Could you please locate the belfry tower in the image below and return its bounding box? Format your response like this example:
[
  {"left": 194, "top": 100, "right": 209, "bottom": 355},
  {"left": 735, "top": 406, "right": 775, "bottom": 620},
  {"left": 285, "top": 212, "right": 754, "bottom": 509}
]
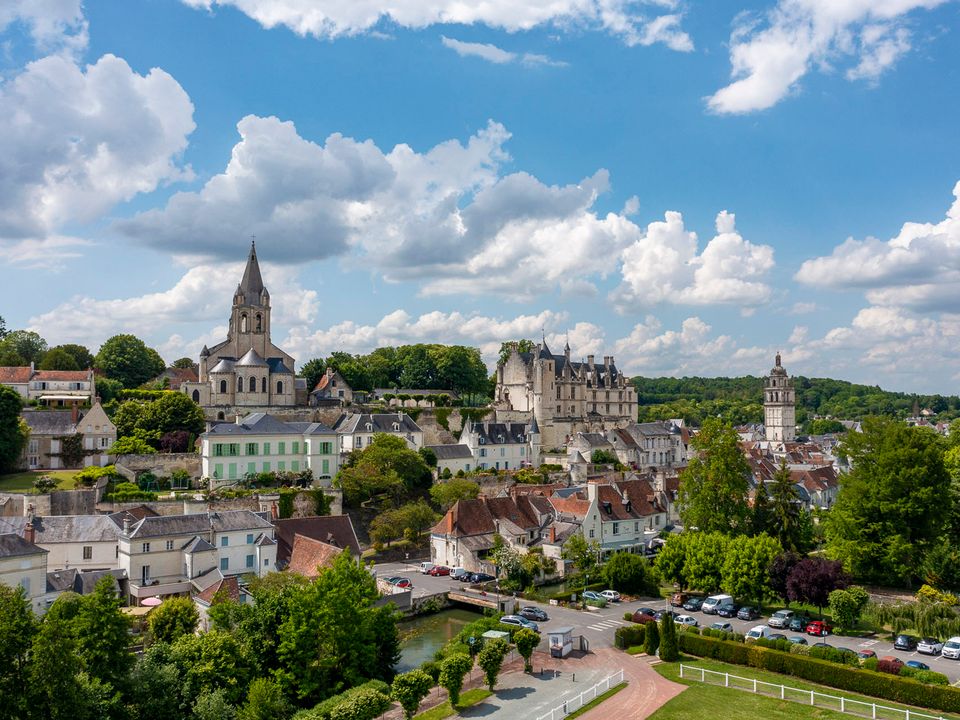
[{"left": 764, "top": 352, "right": 795, "bottom": 442}]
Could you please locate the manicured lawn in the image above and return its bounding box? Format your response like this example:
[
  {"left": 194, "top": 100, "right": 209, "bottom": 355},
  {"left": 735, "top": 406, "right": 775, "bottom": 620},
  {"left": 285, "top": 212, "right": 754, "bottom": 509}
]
[
  {"left": 0, "top": 470, "right": 77, "bottom": 493},
  {"left": 565, "top": 682, "right": 626, "bottom": 719},
  {"left": 652, "top": 657, "right": 960, "bottom": 720},
  {"left": 414, "top": 688, "right": 492, "bottom": 719}
]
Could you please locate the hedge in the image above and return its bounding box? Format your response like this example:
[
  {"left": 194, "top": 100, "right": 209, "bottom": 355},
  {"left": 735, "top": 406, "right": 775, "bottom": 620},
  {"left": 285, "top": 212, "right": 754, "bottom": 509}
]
[
  {"left": 678, "top": 632, "right": 960, "bottom": 714},
  {"left": 614, "top": 624, "right": 646, "bottom": 649}
]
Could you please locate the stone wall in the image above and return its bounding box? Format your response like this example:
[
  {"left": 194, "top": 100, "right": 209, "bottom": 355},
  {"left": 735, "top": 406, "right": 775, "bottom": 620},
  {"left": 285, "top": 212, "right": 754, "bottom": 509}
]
[
  {"left": 114, "top": 453, "right": 202, "bottom": 481},
  {"left": 0, "top": 487, "right": 100, "bottom": 517}
]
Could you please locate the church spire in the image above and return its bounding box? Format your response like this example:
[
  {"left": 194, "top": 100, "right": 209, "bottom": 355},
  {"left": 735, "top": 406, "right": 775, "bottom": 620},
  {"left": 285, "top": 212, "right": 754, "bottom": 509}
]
[{"left": 238, "top": 240, "right": 266, "bottom": 305}]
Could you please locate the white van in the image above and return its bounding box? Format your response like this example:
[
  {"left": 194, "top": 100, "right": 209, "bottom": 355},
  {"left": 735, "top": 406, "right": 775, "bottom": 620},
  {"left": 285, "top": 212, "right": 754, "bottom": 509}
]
[
  {"left": 701, "top": 594, "right": 735, "bottom": 615},
  {"left": 419, "top": 562, "right": 435, "bottom": 574},
  {"left": 746, "top": 625, "right": 773, "bottom": 641}
]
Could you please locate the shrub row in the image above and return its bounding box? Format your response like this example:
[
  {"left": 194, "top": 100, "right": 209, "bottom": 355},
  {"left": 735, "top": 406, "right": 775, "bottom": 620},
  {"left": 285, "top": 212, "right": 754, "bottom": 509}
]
[
  {"left": 678, "top": 632, "right": 960, "bottom": 714},
  {"left": 614, "top": 624, "right": 646, "bottom": 649}
]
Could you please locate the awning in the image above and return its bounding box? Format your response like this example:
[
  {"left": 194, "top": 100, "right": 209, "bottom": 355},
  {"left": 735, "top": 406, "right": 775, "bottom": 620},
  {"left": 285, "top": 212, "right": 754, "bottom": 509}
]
[{"left": 37, "top": 395, "right": 87, "bottom": 401}]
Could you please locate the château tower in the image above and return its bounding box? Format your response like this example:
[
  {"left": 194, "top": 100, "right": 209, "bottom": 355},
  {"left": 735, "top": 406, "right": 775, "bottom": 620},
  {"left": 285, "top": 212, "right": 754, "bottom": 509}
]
[{"left": 764, "top": 352, "right": 795, "bottom": 442}]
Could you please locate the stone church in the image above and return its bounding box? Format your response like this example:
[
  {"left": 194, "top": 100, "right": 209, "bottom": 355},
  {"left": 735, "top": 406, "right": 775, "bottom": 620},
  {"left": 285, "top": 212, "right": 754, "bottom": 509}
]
[
  {"left": 494, "top": 339, "right": 637, "bottom": 449},
  {"left": 181, "top": 243, "right": 297, "bottom": 413}
]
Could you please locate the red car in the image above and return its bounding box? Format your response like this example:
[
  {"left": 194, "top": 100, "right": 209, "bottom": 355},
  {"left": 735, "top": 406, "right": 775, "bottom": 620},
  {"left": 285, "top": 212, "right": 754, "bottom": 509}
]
[
  {"left": 428, "top": 565, "right": 450, "bottom": 576},
  {"left": 806, "top": 620, "right": 832, "bottom": 636}
]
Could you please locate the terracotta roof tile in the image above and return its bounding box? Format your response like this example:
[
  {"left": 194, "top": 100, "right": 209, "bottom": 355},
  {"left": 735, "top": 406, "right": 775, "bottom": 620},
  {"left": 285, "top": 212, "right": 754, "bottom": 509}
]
[
  {"left": 34, "top": 370, "right": 90, "bottom": 381},
  {"left": 274, "top": 515, "right": 361, "bottom": 564},
  {"left": 287, "top": 534, "right": 342, "bottom": 578},
  {"left": 196, "top": 576, "right": 240, "bottom": 604},
  {"left": 0, "top": 366, "right": 32, "bottom": 383}
]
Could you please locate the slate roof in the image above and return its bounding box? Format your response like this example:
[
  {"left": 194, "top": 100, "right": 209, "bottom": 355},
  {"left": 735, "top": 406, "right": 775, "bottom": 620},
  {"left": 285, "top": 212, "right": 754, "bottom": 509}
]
[
  {"left": 203, "top": 413, "right": 322, "bottom": 437},
  {"left": 576, "top": 432, "right": 613, "bottom": 450},
  {"left": 237, "top": 348, "right": 268, "bottom": 367},
  {"left": 466, "top": 422, "right": 528, "bottom": 445},
  {"left": 127, "top": 510, "right": 273, "bottom": 539},
  {"left": 45, "top": 567, "right": 125, "bottom": 594},
  {"left": 273, "top": 515, "right": 361, "bottom": 564},
  {"left": 238, "top": 241, "right": 266, "bottom": 305},
  {"left": 0, "top": 366, "right": 32, "bottom": 384},
  {"left": 333, "top": 412, "right": 422, "bottom": 435},
  {"left": 0, "top": 533, "right": 46, "bottom": 558},
  {"left": 21, "top": 409, "right": 76, "bottom": 435},
  {"left": 267, "top": 357, "right": 293, "bottom": 374},
  {"left": 24, "top": 515, "right": 119, "bottom": 544},
  {"left": 209, "top": 358, "right": 236, "bottom": 374},
  {"left": 183, "top": 536, "right": 216, "bottom": 553},
  {"left": 284, "top": 421, "right": 336, "bottom": 436},
  {"left": 426, "top": 444, "right": 473, "bottom": 460},
  {"left": 287, "top": 534, "right": 342, "bottom": 577},
  {"left": 107, "top": 505, "right": 160, "bottom": 528}
]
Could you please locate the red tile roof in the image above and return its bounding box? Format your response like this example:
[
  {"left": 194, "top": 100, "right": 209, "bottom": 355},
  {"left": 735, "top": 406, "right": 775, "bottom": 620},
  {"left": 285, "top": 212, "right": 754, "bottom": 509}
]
[
  {"left": 274, "top": 515, "right": 361, "bottom": 564},
  {"left": 34, "top": 370, "right": 90, "bottom": 381},
  {"left": 0, "top": 367, "right": 32, "bottom": 383},
  {"left": 195, "top": 575, "right": 240, "bottom": 604},
  {"left": 287, "top": 534, "right": 342, "bottom": 578}
]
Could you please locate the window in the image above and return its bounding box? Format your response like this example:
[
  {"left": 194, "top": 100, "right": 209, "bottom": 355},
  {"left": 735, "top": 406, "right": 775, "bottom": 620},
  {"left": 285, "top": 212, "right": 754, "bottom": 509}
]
[
  {"left": 278, "top": 461, "right": 285, "bottom": 471},
  {"left": 557, "top": 405, "right": 561, "bottom": 413},
  {"left": 319, "top": 441, "right": 332, "bottom": 454},
  {"left": 229, "top": 443, "right": 240, "bottom": 456},
  {"left": 465, "top": 464, "right": 471, "bottom": 471},
  {"left": 214, "top": 463, "right": 223, "bottom": 478},
  {"left": 556, "top": 387, "right": 561, "bottom": 399},
  {"left": 220, "top": 557, "right": 229, "bottom": 571},
  {"left": 612, "top": 522, "right": 619, "bottom": 535},
  {"left": 220, "top": 380, "right": 227, "bottom": 393},
  {"left": 141, "top": 543, "right": 150, "bottom": 553},
  {"left": 221, "top": 536, "right": 229, "bottom": 547},
  {"left": 322, "top": 459, "right": 330, "bottom": 474},
  {"left": 82, "top": 546, "right": 92, "bottom": 560},
  {"left": 214, "top": 444, "right": 225, "bottom": 457},
  {"left": 262, "top": 462, "right": 270, "bottom": 472},
  {"left": 277, "top": 380, "right": 283, "bottom": 394},
  {"left": 500, "top": 448, "right": 505, "bottom": 457},
  {"left": 246, "top": 554, "right": 254, "bottom": 568},
  {"left": 192, "top": 389, "right": 200, "bottom": 403},
  {"left": 520, "top": 447, "right": 525, "bottom": 456},
  {"left": 141, "top": 566, "right": 150, "bottom": 584},
  {"left": 479, "top": 448, "right": 486, "bottom": 457},
  {"left": 356, "top": 437, "right": 363, "bottom": 448},
  {"left": 255, "top": 313, "right": 262, "bottom": 332},
  {"left": 278, "top": 441, "right": 286, "bottom": 455},
  {"left": 247, "top": 462, "right": 256, "bottom": 474},
  {"left": 240, "top": 314, "right": 248, "bottom": 332},
  {"left": 249, "top": 376, "right": 257, "bottom": 392},
  {"left": 262, "top": 377, "right": 267, "bottom": 393},
  {"left": 237, "top": 376, "right": 243, "bottom": 392},
  {"left": 28, "top": 440, "right": 38, "bottom": 453},
  {"left": 291, "top": 461, "right": 299, "bottom": 471},
  {"left": 246, "top": 443, "right": 258, "bottom": 455},
  {"left": 264, "top": 558, "right": 269, "bottom": 567},
  {"left": 263, "top": 442, "right": 270, "bottom": 455},
  {"left": 292, "top": 441, "right": 300, "bottom": 454},
  {"left": 589, "top": 529, "right": 595, "bottom": 538},
  {"left": 100, "top": 437, "right": 109, "bottom": 448},
  {"left": 165, "top": 540, "right": 174, "bottom": 551},
  {"left": 634, "top": 522, "right": 639, "bottom": 532}
]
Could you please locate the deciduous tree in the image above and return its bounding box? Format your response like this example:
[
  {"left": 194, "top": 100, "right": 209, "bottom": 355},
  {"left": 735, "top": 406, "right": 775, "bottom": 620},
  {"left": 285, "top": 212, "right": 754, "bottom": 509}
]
[
  {"left": 39, "top": 347, "right": 80, "bottom": 371},
  {"left": 477, "top": 638, "right": 509, "bottom": 691},
  {"left": 769, "top": 459, "right": 811, "bottom": 552},
  {"left": 438, "top": 653, "right": 474, "bottom": 705},
  {"left": 768, "top": 551, "right": 801, "bottom": 604},
  {"left": 721, "top": 534, "right": 783, "bottom": 606},
  {"left": 787, "top": 557, "right": 849, "bottom": 615},
  {"left": 0, "top": 585, "right": 36, "bottom": 720},
  {"left": 0, "top": 386, "right": 27, "bottom": 472},
  {"left": 684, "top": 532, "right": 729, "bottom": 593},
  {"left": 655, "top": 533, "right": 690, "bottom": 591},
  {"left": 0, "top": 330, "right": 47, "bottom": 366},
  {"left": 829, "top": 586, "right": 870, "bottom": 629},
  {"left": 391, "top": 669, "right": 434, "bottom": 720},
  {"left": 95, "top": 334, "right": 165, "bottom": 388},
  {"left": 603, "top": 551, "right": 658, "bottom": 596},
  {"left": 430, "top": 478, "right": 480, "bottom": 509},
  {"left": 238, "top": 678, "right": 290, "bottom": 720},
  {"left": 71, "top": 576, "right": 133, "bottom": 689},
  {"left": 148, "top": 596, "right": 199, "bottom": 644},
  {"left": 562, "top": 532, "right": 601, "bottom": 581},
  {"left": 513, "top": 628, "right": 539, "bottom": 673}
]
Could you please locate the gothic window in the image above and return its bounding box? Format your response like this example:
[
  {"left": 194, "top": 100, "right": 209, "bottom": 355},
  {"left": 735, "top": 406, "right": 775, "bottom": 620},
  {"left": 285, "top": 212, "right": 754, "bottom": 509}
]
[
  {"left": 249, "top": 376, "right": 257, "bottom": 392},
  {"left": 255, "top": 313, "right": 262, "bottom": 332},
  {"left": 220, "top": 380, "right": 227, "bottom": 393},
  {"left": 556, "top": 387, "right": 561, "bottom": 399},
  {"left": 262, "top": 377, "right": 267, "bottom": 393},
  {"left": 277, "top": 380, "right": 283, "bottom": 394},
  {"left": 192, "top": 390, "right": 200, "bottom": 403},
  {"left": 237, "top": 376, "right": 243, "bottom": 392},
  {"left": 240, "top": 314, "right": 248, "bottom": 332}
]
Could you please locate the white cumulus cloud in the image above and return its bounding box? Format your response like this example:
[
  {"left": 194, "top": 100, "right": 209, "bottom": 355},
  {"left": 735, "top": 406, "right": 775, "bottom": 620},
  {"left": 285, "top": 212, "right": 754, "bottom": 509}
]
[
  {"left": 707, "top": 0, "right": 947, "bottom": 114},
  {"left": 440, "top": 36, "right": 567, "bottom": 66},
  {"left": 0, "top": 0, "right": 88, "bottom": 56}
]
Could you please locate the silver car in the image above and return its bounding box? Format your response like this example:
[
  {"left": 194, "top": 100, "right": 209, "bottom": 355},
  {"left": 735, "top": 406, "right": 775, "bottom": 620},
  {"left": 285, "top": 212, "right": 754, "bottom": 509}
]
[
  {"left": 918, "top": 637, "right": 944, "bottom": 655},
  {"left": 500, "top": 615, "right": 540, "bottom": 633}
]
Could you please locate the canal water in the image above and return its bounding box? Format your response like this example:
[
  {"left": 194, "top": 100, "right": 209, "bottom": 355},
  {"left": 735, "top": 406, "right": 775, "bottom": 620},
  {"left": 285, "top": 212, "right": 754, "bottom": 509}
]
[{"left": 396, "top": 607, "right": 484, "bottom": 673}]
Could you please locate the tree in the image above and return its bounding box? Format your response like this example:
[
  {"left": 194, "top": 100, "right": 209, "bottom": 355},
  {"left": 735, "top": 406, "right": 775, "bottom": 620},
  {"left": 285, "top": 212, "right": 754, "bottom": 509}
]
[
  {"left": 398, "top": 345, "right": 436, "bottom": 388},
  {"left": 477, "top": 638, "right": 509, "bottom": 691},
  {"left": 0, "top": 386, "right": 26, "bottom": 472},
  {"left": 655, "top": 534, "right": 690, "bottom": 591},
  {"left": 299, "top": 358, "right": 327, "bottom": 394},
  {"left": 768, "top": 551, "right": 801, "bottom": 604},
  {"left": 590, "top": 449, "right": 619, "bottom": 465},
  {"left": 418, "top": 447, "right": 438, "bottom": 468},
  {"left": 171, "top": 630, "right": 254, "bottom": 707},
  {"left": 71, "top": 576, "right": 132, "bottom": 688},
  {"left": 430, "top": 478, "right": 480, "bottom": 509},
  {"left": 95, "top": 334, "right": 165, "bottom": 388},
  {"left": 95, "top": 376, "right": 124, "bottom": 403},
  {"left": 172, "top": 357, "right": 195, "bottom": 369},
  {"left": 108, "top": 436, "right": 156, "bottom": 455},
  {"left": 787, "top": 557, "right": 849, "bottom": 615},
  {"left": 128, "top": 642, "right": 183, "bottom": 720},
  {"left": 192, "top": 689, "right": 237, "bottom": 720},
  {"left": 769, "top": 459, "right": 811, "bottom": 552},
  {"left": 562, "top": 532, "right": 601, "bottom": 581},
  {"left": 148, "top": 596, "right": 198, "bottom": 644},
  {"left": 0, "top": 330, "right": 47, "bottom": 365},
  {"left": 513, "top": 628, "right": 539, "bottom": 673},
  {"left": 684, "top": 532, "right": 729, "bottom": 592},
  {"left": 33, "top": 475, "right": 57, "bottom": 493},
  {"left": 334, "top": 434, "right": 432, "bottom": 506},
  {"left": 438, "top": 653, "right": 473, "bottom": 706},
  {"left": 721, "top": 534, "right": 783, "bottom": 607},
  {"left": 659, "top": 613, "right": 679, "bottom": 662},
  {"left": 603, "top": 551, "right": 657, "bottom": 596},
  {"left": 644, "top": 619, "right": 660, "bottom": 656},
  {"left": 30, "top": 615, "right": 86, "bottom": 720},
  {"left": 676, "top": 418, "right": 751, "bottom": 534},
  {"left": 750, "top": 478, "right": 772, "bottom": 537},
  {"left": 54, "top": 344, "right": 95, "bottom": 369},
  {"left": 391, "top": 669, "right": 434, "bottom": 719},
  {"left": 39, "top": 347, "right": 80, "bottom": 371},
  {"left": 826, "top": 418, "right": 951, "bottom": 586},
  {"left": 829, "top": 586, "right": 870, "bottom": 630},
  {"left": 0, "top": 315, "right": 5, "bottom": 339},
  {"left": 238, "top": 678, "right": 290, "bottom": 720},
  {"left": 498, "top": 340, "right": 535, "bottom": 366},
  {"left": 159, "top": 430, "right": 191, "bottom": 453},
  {"left": 0, "top": 585, "right": 36, "bottom": 720}
]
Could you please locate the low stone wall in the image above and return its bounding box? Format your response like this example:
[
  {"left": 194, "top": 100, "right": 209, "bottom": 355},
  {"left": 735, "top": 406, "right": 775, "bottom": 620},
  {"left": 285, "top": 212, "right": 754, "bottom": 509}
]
[
  {"left": 114, "top": 453, "right": 201, "bottom": 481},
  {"left": 0, "top": 487, "right": 100, "bottom": 517}
]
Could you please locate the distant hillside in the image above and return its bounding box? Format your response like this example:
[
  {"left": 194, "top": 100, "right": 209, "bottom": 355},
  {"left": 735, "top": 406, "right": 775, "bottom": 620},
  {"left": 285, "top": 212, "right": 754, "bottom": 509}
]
[{"left": 630, "top": 375, "right": 960, "bottom": 426}]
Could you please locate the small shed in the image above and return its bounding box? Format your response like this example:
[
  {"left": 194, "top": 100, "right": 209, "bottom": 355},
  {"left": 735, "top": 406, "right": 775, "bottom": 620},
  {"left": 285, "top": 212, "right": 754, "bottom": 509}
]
[
  {"left": 482, "top": 630, "right": 511, "bottom": 643},
  {"left": 548, "top": 626, "right": 574, "bottom": 658}
]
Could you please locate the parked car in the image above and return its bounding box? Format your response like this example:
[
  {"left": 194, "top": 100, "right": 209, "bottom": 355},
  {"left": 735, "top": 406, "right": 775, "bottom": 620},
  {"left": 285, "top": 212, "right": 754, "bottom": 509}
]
[
  {"left": 857, "top": 649, "right": 877, "bottom": 660},
  {"left": 676, "top": 615, "right": 699, "bottom": 627},
  {"left": 451, "top": 568, "right": 471, "bottom": 581},
  {"left": 671, "top": 592, "right": 693, "bottom": 607},
  {"left": 918, "top": 637, "right": 944, "bottom": 655},
  {"left": 768, "top": 609, "right": 795, "bottom": 628},
  {"left": 519, "top": 606, "right": 548, "bottom": 622},
  {"left": 788, "top": 615, "right": 811, "bottom": 633},
  {"left": 654, "top": 609, "right": 679, "bottom": 621},
  {"left": 894, "top": 634, "right": 919, "bottom": 651},
  {"left": 701, "top": 594, "right": 735, "bottom": 615},
  {"left": 942, "top": 636, "right": 960, "bottom": 659},
  {"left": 470, "top": 572, "right": 496, "bottom": 584},
  {"left": 788, "top": 636, "right": 808, "bottom": 645},
  {"left": 710, "top": 621, "right": 734, "bottom": 632},
  {"left": 683, "top": 597, "right": 705, "bottom": 612},
  {"left": 601, "top": 590, "right": 621, "bottom": 602},
  {"left": 811, "top": 641, "right": 834, "bottom": 650},
  {"left": 746, "top": 625, "right": 774, "bottom": 641},
  {"left": 907, "top": 660, "right": 931, "bottom": 671},
  {"left": 806, "top": 620, "right": 832, "bottom": 637},
  {"left": 500, "top": 615, "right": 539, "bottom": 633},
  {"left": 768, "top": 633, "right": 787, "bottom": 642},
  {"left": 835, "top": 647, "right": 858, "bottom": 659},
  {"left": 717, "top": 604, "right": 739, "bottom": 618},
  {"left": 632, "top": 608, "right": 657, "bottom": 623},
  {"left": 428, "top": 565, "right": 450, "bottom": 576},
  {"left": 737, "top": 606, "right": 760, "bottom": 621},
  {"left": 582, "top": 591, "right": 607, "bottom": 606},
  {"left": 879, "top": 656, "right": 904, "bottom": 671},
  {"left": 419, "top": 562, "right": 435, "bottom": 574}
]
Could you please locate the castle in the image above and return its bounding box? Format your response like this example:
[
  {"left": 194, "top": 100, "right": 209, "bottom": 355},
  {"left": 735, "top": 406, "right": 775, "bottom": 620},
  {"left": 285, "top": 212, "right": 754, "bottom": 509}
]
[
  {"left": 494, "top": 339, "right": 637, "bottom": 449},
  {"left": 181, "top": 243, "right": 297, "bottom": 413}
]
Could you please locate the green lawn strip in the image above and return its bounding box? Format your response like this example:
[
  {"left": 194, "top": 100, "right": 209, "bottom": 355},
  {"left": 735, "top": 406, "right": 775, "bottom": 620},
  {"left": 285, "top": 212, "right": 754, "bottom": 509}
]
[
  {"left": 414, "top": 688, "right": 492, "bottom": 719},
  {"left": 0, "top": 470, "right": 77, "bottom": 493},
  {"left": 564, "top": 682, "right": 626, "bottom": 719},
  {"left": 655, "top": 657, "right": 960, "bottom": 720},
  {"left": 626, "top": 645, "right": 645, "bottom": 655}
]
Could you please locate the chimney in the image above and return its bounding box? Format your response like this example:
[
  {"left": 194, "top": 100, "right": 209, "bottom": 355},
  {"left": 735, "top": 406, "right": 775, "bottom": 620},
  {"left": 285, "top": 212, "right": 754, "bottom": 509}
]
[
  {"left": 550, "top": 525, "right": 556, "bottom": 543},
  {"left": 270, "top": 501, "right": 279, "bottom": 520},
  {"left": 123, "top": 517, "right": 131, "bottom": 536},
  {"left": 23, "top": 520, "right": 35, "bottom": 545},
  {"left": 71, "top": 401, "right": 79, "bottom": 424},
  {"left": 587, "top": 354, "right": 594, "bottom": 366},
  {"left": 236, "top": 414, "right": 242, "bottom": 425}
]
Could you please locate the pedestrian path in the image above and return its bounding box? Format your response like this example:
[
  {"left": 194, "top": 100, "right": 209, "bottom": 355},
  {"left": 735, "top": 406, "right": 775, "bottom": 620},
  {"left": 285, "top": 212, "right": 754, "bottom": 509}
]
[{"left": 586, "top": 618, "right": 626, "bottom": 632}]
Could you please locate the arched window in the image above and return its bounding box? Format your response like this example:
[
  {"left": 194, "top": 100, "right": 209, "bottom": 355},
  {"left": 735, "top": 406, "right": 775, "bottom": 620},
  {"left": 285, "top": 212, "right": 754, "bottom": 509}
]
[
  {"left": 261, "top": 377, "right": 267, "bottom": 393},
  {"left": 276, "top": 380, "right": 283, "bottom": 394},
  {"left": 249, "top": 376, "right": 257, "bottom": 392},
  {"left": 192, "top": 389, "right": 200, "bottom": 403},
  {"left": 240, "top": 314, "right": 248, "bottom": 332},
  {"left": 256, "top": 314, "right": 262, "bottom": 332},
  {"left": 220, "top": 380, "right": 227, "bottom": 393},
  {"left": 237, "top": 376, "right": 243, "bottom": 392}
]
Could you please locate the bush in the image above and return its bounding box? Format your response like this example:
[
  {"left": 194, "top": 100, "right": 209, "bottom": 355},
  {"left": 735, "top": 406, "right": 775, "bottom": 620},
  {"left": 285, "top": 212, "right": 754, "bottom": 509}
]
[
  {"left": 420, "top": 661, "right": 441, "bottom": 683},
  {"left": 678, "top": 632, "right": 960, "bottom": 713},
  {"left": 623, "top": 612, "right": 633, "bottom": 621},
  {"left": 878, "top": 658, "right": 903, "bottom": 675},
  {"left": 915, "top": 669, "right": 950, "bottom": 686},
  {"left": 614, "top": 624, "right": 646, "bottom": 649},
  {"left": 644, "top": 621, "right": 660, "bottom": 656}
]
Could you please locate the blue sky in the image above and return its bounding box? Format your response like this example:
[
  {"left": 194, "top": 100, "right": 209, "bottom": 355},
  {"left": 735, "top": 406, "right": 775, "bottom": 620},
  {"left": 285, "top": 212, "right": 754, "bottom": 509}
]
[{"left": 1, "top": 0, "right": 959, "bottom": 392}]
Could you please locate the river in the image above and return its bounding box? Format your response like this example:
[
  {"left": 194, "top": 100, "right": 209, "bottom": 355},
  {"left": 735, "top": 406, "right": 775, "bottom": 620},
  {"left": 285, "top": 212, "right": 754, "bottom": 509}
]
[{"left": 396, "top": 607, "right": 485, "bottom": 673}]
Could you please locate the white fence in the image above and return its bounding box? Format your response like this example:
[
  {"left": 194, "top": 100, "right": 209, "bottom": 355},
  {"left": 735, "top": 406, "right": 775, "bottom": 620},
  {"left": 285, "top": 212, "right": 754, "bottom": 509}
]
[
  {"left": 535, "top": 669, "right": 625, "bottom": 720},
  {"left": 679, "top": 664, "right": 949, "bottom": 720}
]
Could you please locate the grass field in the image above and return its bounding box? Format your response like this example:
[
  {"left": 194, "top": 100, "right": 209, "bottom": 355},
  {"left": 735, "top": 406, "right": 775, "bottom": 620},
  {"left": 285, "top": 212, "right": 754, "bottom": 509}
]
[
  {"left": 0, "top": 470, "right": 77, "bottom": 493},
  {"left": 650, "top": 656, "right": 960, "bottom": 720},
  {"left": 414, "top": 688, "right": 492, "bottom": 719}
]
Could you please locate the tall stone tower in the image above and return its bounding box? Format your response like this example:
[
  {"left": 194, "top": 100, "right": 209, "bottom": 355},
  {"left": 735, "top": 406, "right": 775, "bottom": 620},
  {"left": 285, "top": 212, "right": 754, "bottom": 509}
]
[{"left": 764, "top": 352, "right": 795, "bottom": 442}]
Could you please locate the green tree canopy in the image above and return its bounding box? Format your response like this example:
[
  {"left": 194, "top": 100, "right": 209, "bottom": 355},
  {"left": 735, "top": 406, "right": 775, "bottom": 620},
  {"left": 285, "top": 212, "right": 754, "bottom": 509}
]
[
  {"left": 0, "top": 386, "right": 27, "bottom": 472},
  {"left": 172, "top": 357, "right": 195, "bottom": 369},
  {"left": 562, "top": 532, "right": 601, "bottom": 580},
  {"left": 769, "top": 459, "right": 812, "bottom": 552},
  {"left": 477, "top": 638, "right": 509, "bottom": 691},
  {"left": 299, "top": 358, "right": 326, "bottom": 394},
  {"left": 429, "top": 478, "right": 480, "bottom": 509},
  {"left": 95, "top": 334, "right": 166, "bottom": 388},
  {"left": 603, "top": 551, "right": 658, "bottom": 596},
  {"left": 655, "top": 533, "right": 690, "bottom": 591},
  {"left": 148, "top": 596, "right": 199, "bottom": 644},
  {"left": 684, "top": 532, "right": 730, "bottom": 592},
  {"left": 0, "top": 330, "right": 47, "bottom": 366},
  {"left": 39, "top": 347, "right": 80, "bottom": 371},
  {"left": 391, "top": 669, "right": 433, "bottom": 719},
  {"left": 113, "top": 391, "right": 204, "bottom": 445},
  {"left": 335, "top": 434, "right": 432, "bottom": 506},
  {"left": 0, "top": 585, "right": 36, "bottom": 720},
  {"left": 826, "top": 417, "right": 952, "bottom": 586},
  {"left": 676, "top": 418, "right": 751, "bottom": 534},
  {"left": 720, "top": 533, "right": 783, "bottom": 606}
]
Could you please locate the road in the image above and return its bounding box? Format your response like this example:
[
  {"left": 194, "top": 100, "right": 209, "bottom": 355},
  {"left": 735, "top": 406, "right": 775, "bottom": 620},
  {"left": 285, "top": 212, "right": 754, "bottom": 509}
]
[{"left": 374, "top": 562, "right": 960, "bottom": 684}]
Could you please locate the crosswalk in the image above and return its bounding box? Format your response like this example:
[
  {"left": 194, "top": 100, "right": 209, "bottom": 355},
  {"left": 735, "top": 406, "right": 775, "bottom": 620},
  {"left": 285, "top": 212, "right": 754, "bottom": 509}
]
[{"left": 585, "top": 618, "right": 626, "bottom": 632}]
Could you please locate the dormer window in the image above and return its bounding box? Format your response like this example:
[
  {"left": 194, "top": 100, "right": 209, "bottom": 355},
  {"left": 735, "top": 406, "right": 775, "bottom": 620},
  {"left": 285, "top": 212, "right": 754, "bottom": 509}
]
[
  {"left": 365, "top": 423, "right": 373, "bottom": 432},
  {"left": 479, "top": 437, "right": 485, "bottom": 445},
  {"left": 393, "top": 423, "right": 400, "bottom": 431}
]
